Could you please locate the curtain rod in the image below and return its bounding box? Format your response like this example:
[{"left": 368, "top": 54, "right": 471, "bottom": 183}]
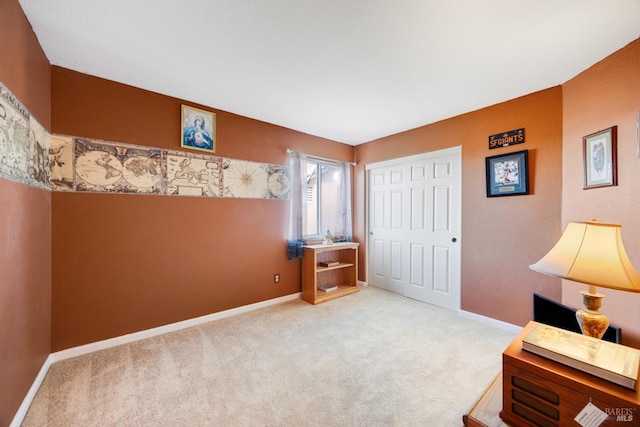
[{"left": 286, "top": 148, "right": 356, "bottom": 166}]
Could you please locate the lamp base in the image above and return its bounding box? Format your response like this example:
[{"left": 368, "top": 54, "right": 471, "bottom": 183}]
[{"left": 575, "top": 290, "right": 609, "bottom": 339}]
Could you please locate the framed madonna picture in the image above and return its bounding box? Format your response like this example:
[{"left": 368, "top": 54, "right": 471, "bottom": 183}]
[
  {"left": 583, "top": 126, "right": 617, "bottom": 189},
  {"left": 181, "top": 105, "right": 216, "bottom": 153}
]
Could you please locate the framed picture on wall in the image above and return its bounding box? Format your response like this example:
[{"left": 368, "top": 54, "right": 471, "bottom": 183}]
[
  {"left": 181, "top": 105, "right": 216, "bottom": 153},
  {"left": 485, "top": 150, "right": 529, "bottom": 197},
  {"left": 583, "top": 126, "right": 617, "bottom": 189}
]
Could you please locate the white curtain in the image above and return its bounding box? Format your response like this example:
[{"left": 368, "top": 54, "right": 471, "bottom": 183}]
[
  {"left": 335, "top": 160, "right": 353, "bottom": 241},
  {"left": 287, "top": 150, "right": 306, "bottom": 259}
]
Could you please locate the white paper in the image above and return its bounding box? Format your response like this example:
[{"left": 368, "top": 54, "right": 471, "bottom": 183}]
[{"left": 574, "top": 402, "right": 608, "bottom": 427}]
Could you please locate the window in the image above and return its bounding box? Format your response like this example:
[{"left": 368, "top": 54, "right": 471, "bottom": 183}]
[
  {"left": 287, "top": 151, "right": 352, "bottom": 259},
  {"left": 304, "top": 160, "right": 342, "bottom": 238}
]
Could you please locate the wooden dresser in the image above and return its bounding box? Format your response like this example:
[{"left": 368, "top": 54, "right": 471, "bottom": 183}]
[{"left": 500, "top": 321, "right": 640, "bottom": 427}]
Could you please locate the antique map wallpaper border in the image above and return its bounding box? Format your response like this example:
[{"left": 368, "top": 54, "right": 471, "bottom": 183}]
[{"left": 1, "top": 82, "right": 290, "bottom": 200}]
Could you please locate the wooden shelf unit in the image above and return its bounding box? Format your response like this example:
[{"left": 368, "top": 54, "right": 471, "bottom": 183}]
[{"left": 301, "top": 242, "right": 359, "bottom": 304}]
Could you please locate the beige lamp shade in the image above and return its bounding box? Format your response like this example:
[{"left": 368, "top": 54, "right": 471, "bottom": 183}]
[{"left": 530, "top": 221, "right": 640, "bottom": 292}]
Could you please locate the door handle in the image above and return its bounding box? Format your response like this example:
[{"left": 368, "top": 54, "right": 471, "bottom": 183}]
[{"left": 452, "top": 237, "right": 457, "bottom": 242}]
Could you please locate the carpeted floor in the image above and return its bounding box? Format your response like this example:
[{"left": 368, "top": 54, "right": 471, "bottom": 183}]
[{"left": 22, "top": 286, "right": 517, "bottom": 426}]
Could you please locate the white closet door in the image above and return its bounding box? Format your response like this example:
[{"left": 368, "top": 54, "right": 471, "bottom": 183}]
[{"left": 367, "top": 147, "right": 461, "bottom": 311}]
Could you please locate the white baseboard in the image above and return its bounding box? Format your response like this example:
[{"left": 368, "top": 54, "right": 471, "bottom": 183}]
[
  {"left": 11, "top": 292, "right": 301, "bottom": 426},
  {"left": 458, "top": 309, "right": 523, "bottom": 335},
  {"left": 10, "top": 354, "right": 54, "bottom": 427}
]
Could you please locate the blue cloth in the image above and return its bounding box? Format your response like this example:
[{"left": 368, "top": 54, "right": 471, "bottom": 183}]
[{"left": 287, "top": 240, "right": 304, "bottom": 260}]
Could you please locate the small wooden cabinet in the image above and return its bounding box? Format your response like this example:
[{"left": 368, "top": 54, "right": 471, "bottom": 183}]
[
  {"left": 500, "top": 321, "right": 640, "bottom": 427},
  {"left": 301, "top": 242, "right": 359, "bottom": 304}
]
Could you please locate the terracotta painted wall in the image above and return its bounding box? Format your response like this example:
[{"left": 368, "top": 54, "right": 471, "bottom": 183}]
[
  {"left": 562, "top": 38, "right": 640, "bottom": 348},
  {"left": 0, "top": 0, "right": 52, "bottom": 424},
  {"left": 354, "top": 88, "right": 564, "bottom": 327},
  {"left": 50, "top": 67, "right": 354, "bottom": 351}
]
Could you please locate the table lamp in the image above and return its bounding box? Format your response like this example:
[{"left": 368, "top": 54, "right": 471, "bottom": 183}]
[{"left": 529, "top": 221, "right": 640, "bottom": 339}]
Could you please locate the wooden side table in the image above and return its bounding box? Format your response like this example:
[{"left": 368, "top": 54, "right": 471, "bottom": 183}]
[
  {"left": 500, "top": 321, "right": 640, "bottom": 426},
  {"left": 464, "top": 372, "right": 510, "bottom": 427}
]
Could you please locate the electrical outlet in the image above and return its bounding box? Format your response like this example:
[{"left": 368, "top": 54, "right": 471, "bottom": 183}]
[{"left": 274, "top": 274, "right": 280, "bottom": 283}]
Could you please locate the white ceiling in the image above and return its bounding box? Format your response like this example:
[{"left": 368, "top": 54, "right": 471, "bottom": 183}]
[{"left": 18, "top": 0, "right": 640, "bottom": 145}]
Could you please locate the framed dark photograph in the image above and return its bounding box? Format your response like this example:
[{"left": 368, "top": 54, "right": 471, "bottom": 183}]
[
  {"left": 485, "top": 149, "right": 529, "bottom": 197},
  {"left": 583, "top": 126, "right": 617, "bottom": 189},
  {"left": 181, "top": 105, "right": 216, "bottom": 153}
]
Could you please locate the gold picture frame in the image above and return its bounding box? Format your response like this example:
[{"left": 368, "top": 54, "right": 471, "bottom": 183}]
[{"left": 181, "top": 105, "right": 216, "bottom": 153}]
